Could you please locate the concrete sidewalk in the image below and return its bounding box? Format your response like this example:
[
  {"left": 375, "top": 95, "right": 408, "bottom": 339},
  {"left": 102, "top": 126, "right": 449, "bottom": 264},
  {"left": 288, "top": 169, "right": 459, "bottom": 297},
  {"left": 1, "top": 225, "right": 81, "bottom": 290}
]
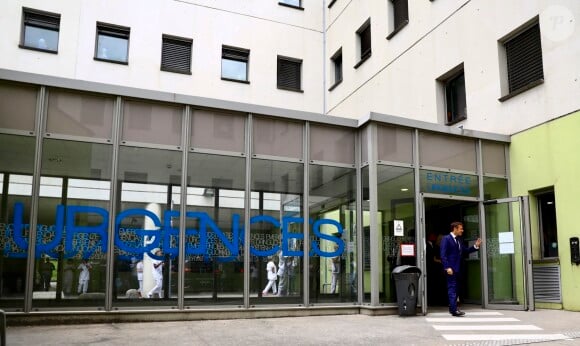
[{"left": 6, "top": 308, "right": 580, "bottom": 346}]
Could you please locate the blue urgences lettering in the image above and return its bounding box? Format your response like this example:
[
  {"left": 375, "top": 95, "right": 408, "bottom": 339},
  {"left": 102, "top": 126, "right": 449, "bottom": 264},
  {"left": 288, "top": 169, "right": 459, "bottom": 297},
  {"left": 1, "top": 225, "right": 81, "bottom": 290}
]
[{"left": 2, "top": 202, "right": 345, "bottom": 261}]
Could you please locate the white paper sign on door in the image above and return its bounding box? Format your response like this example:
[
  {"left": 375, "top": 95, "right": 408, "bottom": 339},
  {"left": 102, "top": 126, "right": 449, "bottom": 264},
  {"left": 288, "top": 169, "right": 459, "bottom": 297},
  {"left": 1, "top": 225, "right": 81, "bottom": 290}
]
[{"left": 394, "top": 220, "right": 404, "bottom": 237}]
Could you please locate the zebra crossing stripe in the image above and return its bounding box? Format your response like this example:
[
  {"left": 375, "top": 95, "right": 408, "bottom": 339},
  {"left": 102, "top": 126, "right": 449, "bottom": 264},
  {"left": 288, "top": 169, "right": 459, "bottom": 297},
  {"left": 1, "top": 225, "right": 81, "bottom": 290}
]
[
  {"left": 428, "top": 311, "right": 503, "bottom": 317},
  {"left": 426, "top": 317, "right": 519, "bottom": 323},
  {"left": 442, "top": 333, "right": 569, "bottom": 341},
  {"left": 433, "top": 324, "right": 542, "bottom": 331}
]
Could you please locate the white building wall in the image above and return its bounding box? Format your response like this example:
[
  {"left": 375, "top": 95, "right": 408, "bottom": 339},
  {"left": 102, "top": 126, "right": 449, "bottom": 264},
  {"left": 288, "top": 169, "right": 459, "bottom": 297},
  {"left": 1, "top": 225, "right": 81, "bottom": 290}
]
[
  {"left": 0, "top": 0, "right": 325, "bottom": 113},
  {"left": 325, "top": 0, "right": 580, "bottom": 135},
  {"left": 1, "top": 0, "right": 578, "bottom": 136}
]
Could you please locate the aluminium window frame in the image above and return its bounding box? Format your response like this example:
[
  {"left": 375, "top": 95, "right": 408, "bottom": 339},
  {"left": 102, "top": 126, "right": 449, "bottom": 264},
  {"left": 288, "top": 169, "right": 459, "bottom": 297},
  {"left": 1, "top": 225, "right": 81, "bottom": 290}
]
[
  {"left": 444, "top": 70, "right": 467, "bottom": 125},
  {"left": 277, "top": 55, "right": 303, "bottom": 92},
  {"left": 94, "top": 22, "right": 131, "bottom": 65},
  {"left": 354, "top": 19, "right": 372, "bottom": 69},
  {"left": 329, "top": 48, "right": 343, "bottom": 91},
  {"left": 19, "top": 7, "right": 61, "bottom": 54},
  {"left": 498, "top": 16, "right": 544, "bottom": 102},
  {"left": 221, "top": 45, "right": 251, "bottom": 84},
  {"left": 160, "top": 34, "right": 193, "bottom": 75}
]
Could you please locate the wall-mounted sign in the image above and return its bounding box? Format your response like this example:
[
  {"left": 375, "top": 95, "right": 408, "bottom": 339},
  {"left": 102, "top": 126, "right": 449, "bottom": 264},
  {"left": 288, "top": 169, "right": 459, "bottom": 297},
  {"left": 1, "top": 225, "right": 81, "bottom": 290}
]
[
  {"left": 420, "top": 170, "right": 479, "bottom": 197},
  {"left": 499, "top": 231, "right": 515, "bottom": 254},
  {"left": 400, "top": 243, "right": 415, "bottom": 257},
  {"left": 394, "top": 220, "right": 404, "bottom": 237}
]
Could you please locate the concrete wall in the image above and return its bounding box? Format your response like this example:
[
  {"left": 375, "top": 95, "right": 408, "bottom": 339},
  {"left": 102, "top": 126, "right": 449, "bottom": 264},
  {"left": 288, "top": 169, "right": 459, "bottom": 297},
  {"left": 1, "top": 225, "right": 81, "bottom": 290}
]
[
  {"left": 325, "top": 0, "right": 580, "bottom": 135},
  {"left": 0, "top": 0, "right": 324, "bottom": 113},
  {"left": 510, "top": 110, "right": 580, "bottom": 311}
]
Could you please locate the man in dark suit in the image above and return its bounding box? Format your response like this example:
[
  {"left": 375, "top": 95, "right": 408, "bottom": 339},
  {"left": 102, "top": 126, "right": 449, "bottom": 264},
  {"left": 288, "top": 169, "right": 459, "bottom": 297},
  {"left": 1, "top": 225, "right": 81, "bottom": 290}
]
[{"left": 440, "top": 221, "right": 482, "bottom": 317}]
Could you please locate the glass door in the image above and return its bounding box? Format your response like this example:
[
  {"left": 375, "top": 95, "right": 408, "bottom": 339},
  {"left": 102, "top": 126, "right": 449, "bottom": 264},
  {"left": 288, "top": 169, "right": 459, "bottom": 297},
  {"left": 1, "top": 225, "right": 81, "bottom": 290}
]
[{"left": 482, "top": 196, "right": 533, "bottom": 310}]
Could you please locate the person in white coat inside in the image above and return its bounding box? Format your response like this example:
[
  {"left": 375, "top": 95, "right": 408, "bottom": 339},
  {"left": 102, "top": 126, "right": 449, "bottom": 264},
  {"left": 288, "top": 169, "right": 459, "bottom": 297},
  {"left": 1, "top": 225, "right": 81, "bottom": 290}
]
[
  {"left": 77, "top": 259, "right": 92, "bottom": 294},
  {"left": 262, "top": 256, "right": 277, "bottom": 296},
  {"left": 147, "top": 248, "right": 164, "bottom": 298}
]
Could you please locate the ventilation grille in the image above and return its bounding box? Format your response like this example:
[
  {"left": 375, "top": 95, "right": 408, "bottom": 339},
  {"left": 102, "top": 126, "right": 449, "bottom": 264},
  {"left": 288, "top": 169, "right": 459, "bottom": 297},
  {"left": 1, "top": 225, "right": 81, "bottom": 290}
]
[{"left": 532, "top": 264, "right": 561, "bottom": 303}]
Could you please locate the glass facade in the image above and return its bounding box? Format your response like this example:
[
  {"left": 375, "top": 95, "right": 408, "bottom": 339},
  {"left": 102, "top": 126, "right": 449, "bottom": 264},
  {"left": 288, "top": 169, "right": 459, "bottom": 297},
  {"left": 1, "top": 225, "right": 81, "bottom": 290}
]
[{"left": 0, "top": 79, "right": 513, "bottom": 314}]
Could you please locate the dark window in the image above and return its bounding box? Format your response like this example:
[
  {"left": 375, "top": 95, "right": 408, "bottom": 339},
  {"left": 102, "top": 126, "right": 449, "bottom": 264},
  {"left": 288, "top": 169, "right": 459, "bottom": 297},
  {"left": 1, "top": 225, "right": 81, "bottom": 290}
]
[
  {"left": 359, "top": 24, "right": 371, "bottom": 60},
  {"left": 277, "top": 56, "right": 302, "bottom": 92},
  {"left": 221, "top": 46, "right": 249, "bottom": 82},
  {"left": 329, "top": 48, "right": 342, "bottom": 90},
  {"left": 355, "top": 20, "right": 371, "bottom": 68},
  {"left": 392, "top": 0, "right": 409, "bottom": 31},
  {"left": 20, "top": 8, "right": 60, "bottom": 52},
  {"left": 445, "top": 71, "right": 467, "bottom": 124},
  {"left": 538, "top": 191, "right": 558, "bottom": 258},
  {"left": 505, "top": 23, "right": 544, "bottom": 94},
  {"left": 387, "top": 0, "right": 409, "bottom": 39},
  {"left": 95, "top": 22, "right": 130, "bottom": 64},
  {"left": 161, "top": 35, "right": 193, "bottom": 74}
]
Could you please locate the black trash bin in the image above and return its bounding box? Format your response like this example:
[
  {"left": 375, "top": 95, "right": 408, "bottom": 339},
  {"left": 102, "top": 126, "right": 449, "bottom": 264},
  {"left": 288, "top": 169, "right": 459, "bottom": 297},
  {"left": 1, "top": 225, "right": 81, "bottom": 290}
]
[{"left": 392, "top": 265, "right": 421, "bottom": 316}]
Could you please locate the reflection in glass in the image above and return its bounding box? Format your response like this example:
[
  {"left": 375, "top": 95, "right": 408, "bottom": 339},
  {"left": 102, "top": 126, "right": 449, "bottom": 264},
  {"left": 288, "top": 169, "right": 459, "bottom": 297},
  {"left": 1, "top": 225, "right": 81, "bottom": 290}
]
[
  {"left": 0, "top": 134, "right": 35, "bottom": 310},
  {"left": 279, "top": 0, "right": 301, "bottom": 6},
  {"left": 485, "top": 202, "right": 522, "bottom": 305},
  {"left": 251, "top": 159, "right": 303, "bottom": 304},
  {"left": 114, "top": 146, "right": 182, "bottom": 307},
  {"left": 97, "top": 35, "right": 128, "bottom": 63},
  {"left": 33, "top": 139, "right": 112, "bottom": 308},
  {"left": 185, "top": 153, "right": 245, "bottom": 305},
  {"left": 361, "top": 166, "right": 370, "bottom": 303},
  {"left": 484, "top": 177, "right": 508, "bottom": 200},
  {"left": 377, "top": 165, "right": 415, "bottom": 303},
  {"left": 221, "top": 59, "right": 247, "bottom": 81},
  {"left": 309, "top": 165, "right": 356, "bottom": 304},
  {"left": 24, "top": 26, "right": 59, "bottom": 51}
]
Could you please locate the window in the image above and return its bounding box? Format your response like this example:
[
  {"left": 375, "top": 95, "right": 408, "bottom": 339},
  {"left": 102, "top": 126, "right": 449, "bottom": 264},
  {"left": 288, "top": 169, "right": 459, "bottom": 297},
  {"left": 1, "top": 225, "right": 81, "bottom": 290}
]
[
  {"left": 328, "top": 0, "right": 337, "bottom": 8},
  {"left": 279, "top": 0, "right": 303, "bottom": 9},
  {"left": 95, "top": 22, "right": 130, "bottom": 64},
  {"left": 500, "top": 21, "right": 544, "bottom": 100},
  {"left": 354, "top": 19, "right": 371, "bottom": 69},
  {"left": 329, "top": 48, "right": 342, "bottom": 91},
  {"left": 221, "top": 46, "right": 250, "bottom": 83},
  {"left": 20, "top": 8, "right": 60, "bottom": 52},
  {"left": 161, "top": 35, "right": 193, "bottom": 74},
  {"left": 277, "top": 56, "right": 302, "bottom": 92},
  {"left": 387, "top": 0, "right": 409, "bottom": 40},
  {"left": 444, "top": 70, "right": 467, "bottom": 124},
  {"left": 537, "top": 190, "right": 558, "bottom": 258}
]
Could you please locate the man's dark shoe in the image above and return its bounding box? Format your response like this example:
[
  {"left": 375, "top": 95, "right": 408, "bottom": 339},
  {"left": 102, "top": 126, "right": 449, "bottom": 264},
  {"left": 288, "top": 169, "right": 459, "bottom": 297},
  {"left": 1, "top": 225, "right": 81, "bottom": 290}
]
[{"left": 451, "top": 310, "right": 465, "bottom": 317}]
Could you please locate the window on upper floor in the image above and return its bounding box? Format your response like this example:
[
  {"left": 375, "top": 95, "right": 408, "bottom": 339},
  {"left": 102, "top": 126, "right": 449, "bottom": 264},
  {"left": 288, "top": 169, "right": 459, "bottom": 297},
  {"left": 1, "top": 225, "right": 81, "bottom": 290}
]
[
  {"left": 329, "top": 48, "right": 342, "bottom": 91},
  {"left": 161, "top": 35, "right": 193, "bottom": 75},
  {"left": 279, "top": 0, "right": 303, "bottom": 10},
  {"left": 277, "top": 56, "right": 302, "bottom": 92},
  {"left": 444, "top": 70, "right": 467, "bottom": 125},
  {"left": 536, "top": 190, "right": 558, "bottom": 259},
  {"left": 20, "top": 7, "right": 60, "bottom": 53},
  {"left": 95, "top": 22, "right": 130, "bottom": 64},
  {"left": 354, "top": 19, "right": 371, "bottom": 69},
  {"left": 221, "top": 46, "right": 250, "bottom": 83},
  {"left": 328, "top": 0, "right": 337, "bottom": 8},
  {"left": 387, "top": 0, "right": 409, "bottom": 40},
  {"left": 437, "top": 63, "right": 466, "bottom": 125},
  {"left": 499, "top": 19, "right": 544, "bottom": 101}
]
